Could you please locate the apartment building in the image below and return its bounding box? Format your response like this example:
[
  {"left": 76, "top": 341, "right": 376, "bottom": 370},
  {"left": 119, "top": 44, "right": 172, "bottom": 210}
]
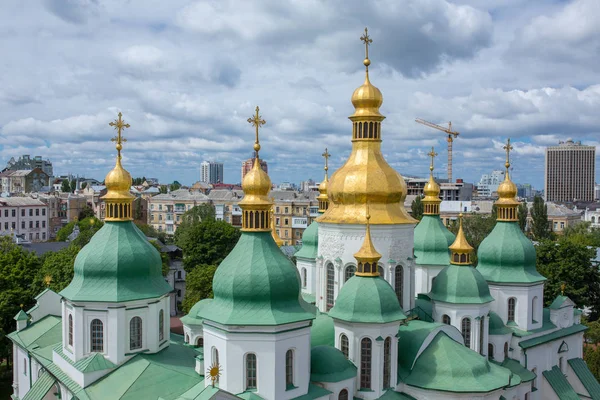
[
  {"left": 545, "top": 139, "right": 596, "bottom": 203},
  {"left": 148, "top": 189, "right": 209, "bottom": 234},
  {"left": 271, "top": 190, "right": 318, "bottom": 246},
  {"left": 200, "top": 161, "right": 224, "bottom": 184},
  {"left": 5, "top": 155, "right": 53, "bottom": 177},
  {"left": 0, "top": 197, "right": 49, "bottom": 242},
  {"left": 0, "top": 168, "right": 49, "bottom": 194},
  {"left": 207, "top": 189, "right": 244, "bottom": 227},
  {"left": 406, "top": 177, "right": 473, "bottom": 201}
]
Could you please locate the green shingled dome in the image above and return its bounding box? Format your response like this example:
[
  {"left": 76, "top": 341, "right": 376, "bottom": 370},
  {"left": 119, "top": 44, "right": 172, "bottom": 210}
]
[
  {"left": 429, "top": 264, "right": 493, "bottom": 304},
  {"left": 329, "top": 276, "right": 406, "bottom": 323},
  {"left": 310, "top": 345, "right": 357, "bottom": 382},
  {"left": 295, "top": 220, "right": 318, "bottom": 259},
  {"left": 60, "top": 221, "right": 173, "bottom": 302},
  {"left": 197, "top": 231, "right": 314, "bottom": 326},
  {"left": 310, "top": 312, "right": 334, "bottom": 347},
  {"left": 414, "top": 215, "right": 455, "bottom": 266},
  {"left": 488, "top": 311, "right": 512, "bottom": 335},
  {"left": 477, "top": 222, "right": 545, "bottom": 284}
]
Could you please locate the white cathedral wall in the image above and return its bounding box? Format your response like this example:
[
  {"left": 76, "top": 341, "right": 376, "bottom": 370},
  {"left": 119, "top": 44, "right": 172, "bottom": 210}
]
[
  {"left": 432, "top": 302, "right": 490, "bottom": 355},
  {"left": 488, "top": 332, "right": 513, "bottom": 363},
  {"left": 317, "top": 377, "right": 355, "bottom": 400},
  {"left": 415, "top": 264, "right": 445, "bottom": 296},
  {"left": 488, "top": 284, "right": 544, "bottom": 331},
  {"left": 13, "top": 345, "right": 31, "bottom": 399},
  {"left": 317, "top": 223, "right": 415, "bottom": 312},
  {"left": 203, "top": 321, "right": 312, "bottom": 400},
  {"left": 297, "top": 257, "right": 317, "bottom": 296}
]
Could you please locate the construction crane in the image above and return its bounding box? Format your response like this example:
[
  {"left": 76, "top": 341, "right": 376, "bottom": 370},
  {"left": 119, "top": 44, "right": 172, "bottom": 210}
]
[{"left": 415, "top": 118, "right": 460, "bottom": 183}]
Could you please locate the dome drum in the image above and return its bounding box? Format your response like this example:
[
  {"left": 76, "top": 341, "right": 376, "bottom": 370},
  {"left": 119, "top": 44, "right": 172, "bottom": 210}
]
[{"left": 351, "top": 120, "right": 383, "bottom": 141}]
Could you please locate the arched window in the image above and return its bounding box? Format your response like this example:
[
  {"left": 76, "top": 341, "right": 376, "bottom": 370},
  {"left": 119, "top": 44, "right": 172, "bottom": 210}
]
[
  {"left": 592, "top": 216, "right": 596, "bottom": 223},
  {"left": 285, "top": 350, "right": 294, "bottom": 387},
  {"left": 246, "top": 353, "right": 257, "bottom": 390},
  {"left": 442, "top": 315, "right": 451, "bottom": 325},
  {"left": 339, "top": 389, "right": 349, "bottom": 400},
  {"left": 394, "top": 265, "right": 403, "bottom": 308},
  {"left": 360, "top": 338, "right": 372, "bottom": 389},
  {"left": 185, "top": 334, "right": 189, "bottom": 343},
  {"left": 488, "top": 343, "right": 494, "bottom": 360},
  {"left": 90, "top": 319, "right": 103, "bottom": 352},
  {"left": 159, "top": 310, "right": 164, "bottom": 341},
  {"left": 479, "top": 317, "right": 485, "bottom": 354},
  {"left": 462, "top": 317, "right": 471, "bottom": 348},
  {"left": 130, "top": 317, "right": 142, "bottom": 350},
  {"left": 532, "top": 296, "right": 538, "bottom": 323},
  {"left": 532, "top": 367, "right": 537, "bottom": 389},
  {"left": 23, "top": 358, "right": 27, "bottom": 375},
  {"left": 326, "top": 264, "right": 335, "bottom": 311},
  {"left": 301, "top": 268, "right": 307, "bottom": 288},
  {"left": 340, "top": 334, "right": 349, "bottom": 359},
  {"left": 68, "top": 314, "right": 73, "bottom": 346},
  {"left": 378, "top": 265, "right": 384, "bottom": 278},
  {"left": 559, "top": 356, "right": 564, "bottom": 372},
  {"left": 197, "top": 337, "right": 204, "bottom": 347},
  {"left": 344, "top": 265, "right": 356, "bottom": 282},
  {"left": 504, "top": 342, "right": 509, "bottom": 359},
  {"left": 212, "top": 347, "right": 219, "bottom": 383},
  {"left": 177, "top": 271, "right": 182, "bottom": 279},
  {"left": 508, "top": 298, "right": 516, "bottom": 322},
  {"left": 383, "top": 337, "right": 391, "bottom": 388}
]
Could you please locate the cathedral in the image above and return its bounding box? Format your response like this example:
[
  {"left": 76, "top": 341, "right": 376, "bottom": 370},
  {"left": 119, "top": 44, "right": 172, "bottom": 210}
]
[{"left": 9, "top": 30, "right": 600, "bottom": 400}]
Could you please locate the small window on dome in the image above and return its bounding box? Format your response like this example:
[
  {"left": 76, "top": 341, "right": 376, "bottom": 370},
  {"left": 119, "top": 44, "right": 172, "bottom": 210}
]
[{"left": 442, "top": 315, "right": 451, "bottom": 325}]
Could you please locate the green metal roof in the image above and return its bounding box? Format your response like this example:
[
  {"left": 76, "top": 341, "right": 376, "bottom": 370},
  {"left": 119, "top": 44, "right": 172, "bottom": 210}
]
[
  {"left": 180, "top": 299, "right": 211, "bottom": 326},
  {"left": 567, "top": 358, "right": 600, "bottom": 399},
  {"left": 60, "top": 221, "right": 173, "bottom": 302},
  {"left": 301, "top": 292, "right": 316, "bottom": 304},
  {"left": 310, "top": 312, "right": 334, "bottom": 348},
  {"left": 493, "top": 358, "right": 535, "bottom": 383},
  {"left": 290, "top": 383, "right": 333, "bottom": 400},
  {"left": 197, "top": 231, "right": 314, "bottom": 326},
  {"left": 519, "top": 324, "right": 587, "bottom": 349},
  {"left": 477, "top": 221, "right": 546, "bottom": 284},
  {"left": 54, "top": 344, "right": 117, "bottom": 373},
  {"left": 542, "top": 366, "right": 580, "bottom": 400},
  {"left": 549, "top": 295, "right": 570, "bottom": 310},
  {"left": 397, "top": 320, "right": 447, "bottom": 378},
  {"left": 510, "top": 309, "right": 556, "bottom": 337},
  {"left": 329, "top": 276, "right": 406, "bottom": 323},
  {"left": 15, "top": 309, "right": 29, "bottom": 321},
  {"left": 429, "top": 264, "right": 493, "bottom": 304},
  {"left": 411, "top": 294, "right": 434, "bottom": 322},
  {"left": 488, "top": 311, "right": 512, "bottom": 336},
  {"left": 413, "top": 215, "right": 454, "bottom": 266},
  {"left": 310, "top": 345, "right": 357, "bottom": 382},
  {"left": 22, "top": 371, "right": 56, "bottom": 400},
  {"left": 294, "top": 220, "right": 318, "bottom": 259},
  {"left": 378, "top": 391, "right": 416, "bottom": 400},
  {"left": 7, "top": 315, "right": 61, "bottom": 349}
]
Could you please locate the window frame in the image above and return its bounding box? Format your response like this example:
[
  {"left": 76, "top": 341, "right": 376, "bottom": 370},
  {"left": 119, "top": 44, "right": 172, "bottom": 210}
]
[
  {"left": 245, "top": 353, "right": 257, "bottom": 390},
  {"left": 129, "top": 316, "right": 143, "bottom": 351},
  {"left": 90, "top": 319, "right": 104, "bottom": 353}
]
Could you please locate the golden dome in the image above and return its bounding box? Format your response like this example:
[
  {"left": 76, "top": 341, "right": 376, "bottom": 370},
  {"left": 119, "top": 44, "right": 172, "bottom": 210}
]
[
  {"left": 422, "top": 147, "right": 441, "bottom": 215},
  {"left": 350, "top": 73, "right": 384, "bottom": 119},
  {"left": 496, "top": 174, "right": 518, "bottom": 203},
  {"left": 449, "top": 213, "right": 473, "bottom": 265},
  {"left": 495, "top": 138, "right": 519, "bottom": 221},
  {"left": 104, "top": 158, "right": 133, "bottom": 194},
  {"left": 317, "top": 148, "right": 330, "bottom": 213},
  {"left": 354, "top": 211, "right": 382, "bottom": 277},
  {"left": 241, "top": 158, "right": 272, "bottom": 197}
]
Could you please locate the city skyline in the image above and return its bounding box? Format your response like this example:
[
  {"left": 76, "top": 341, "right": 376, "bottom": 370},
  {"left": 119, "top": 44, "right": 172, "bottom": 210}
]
[{"left": 1, "top": 1, "right": 599, "bottom": 188}]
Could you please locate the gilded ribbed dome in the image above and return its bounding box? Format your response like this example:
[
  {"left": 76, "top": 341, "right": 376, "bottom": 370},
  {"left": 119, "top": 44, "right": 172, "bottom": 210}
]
[
  {"left": 424, "top": 175, "right": 440, "bottom": 198},
  {"left": 242, "top": 159, "right": 271, "bottom": 196},
  {"left": 350, "top": 73, "right": 384, "bottom": 119},
  {"left": 496, "top": 174, "right": 518, "bottom": 204},
  {"left": 104, "top": 158, "right": 132, "bottom": 193}
]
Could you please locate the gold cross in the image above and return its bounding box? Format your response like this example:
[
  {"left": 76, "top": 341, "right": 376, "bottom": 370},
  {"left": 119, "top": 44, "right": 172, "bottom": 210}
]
[
  {"left": 109, "top": 112, "right": 130, "bottom": 158},
  {"left": 503, "top": 138, "right": 513, "bottom": 170},
  {"left": 427, "top": 147, "right": 438, "bottom": 172},
  {"left": 360, "top": 27, "right": 373, "bottom": 61},
  {"left": 322, "top": 148, "right": 331, "bottom": 175},
  {"left": 247, "top": 106, "right": 266, "bottom": 158}
]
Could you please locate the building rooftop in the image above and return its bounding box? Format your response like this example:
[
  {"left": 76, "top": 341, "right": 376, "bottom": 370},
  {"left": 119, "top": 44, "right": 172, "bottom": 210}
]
[
  {"left": 0, "top": 197, "right": 47, "bottom": 207},
  {"left": 149, "top": 189, "right": 209, "bottom": 202}
]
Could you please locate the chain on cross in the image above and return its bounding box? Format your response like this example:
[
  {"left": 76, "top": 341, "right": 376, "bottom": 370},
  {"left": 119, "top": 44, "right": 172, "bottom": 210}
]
[
  {"left": 427, "top": 147, "right": 438, "bottom": 172},
  {"left": 503, "top": 138, "right": 513, "bottom": 170},
  {"left": 247, "top": 106, "right": 266, "bottom": 158},
  {"left": 109, "top": 112, "right": 130, "bottom": 158}
]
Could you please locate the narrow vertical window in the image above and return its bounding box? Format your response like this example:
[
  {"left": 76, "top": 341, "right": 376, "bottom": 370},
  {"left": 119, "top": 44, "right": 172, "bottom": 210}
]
[
  {"left": 442, "top": 315, "right": 451, "bottom": 325},
  {"left": 360, "top": 338, "right": 372, "bottom": 389},
  {"left": 488, "top": 343, "right": 494, "bottom": 360},
  {"left": 532, "top": 296, "right": 538, "bottom": 322},
  {"left": 285, "top": 350, "right": 294, "bottom": 387},
  {"left": 394, "top": 265, "right": 403, "bottom": 308},
  {"left": 301, "top": 268, "right": 307, "bottom": 288},
  {"left": 340, "top": 334, "right": 349, "bottom": 359},
  {"left": 383, "top": 337, "right": 391, "bottom": 388},
  {"left": 461, "top": 317, "right": 471, "bottom": 348},
  {"left": 24, "top": 358, "right": 27, "bottom": 375},
  {"left": 68, "top": 314, "right": 73, "bottom": 346},
  {"left": 345, "top": 265, "right": 356, "bottom": 282},
  {"left": 213, "top": 347, "right": 220, "bottom": 383},
  {"left": 378, "top": 265, "right": 384, "bottom": 278},
  {"left": 508, "top": 298, "right": 516, "bottom": 322},
  {"left": 130, "top": 316, "right": 143, "bottom": 350},
  {"left": 504, "top": 342, "right": 509, "bottom": 359},
  {"left": 159, "top": 309, "right": 164, "bottom": 341},
  {"left": 479, "top": 317, "right": 484, "bottom": 354},
  {"left": 90, "top": 319, "right": 103, "bottom": 352},
  {"left": 338, "top": 389, "right": 349, "bottom": 400},
  {"left": 326, "top": 264, "right": 335, "bottom": 311},
  {"left": 246, "top": 353, "right": 257, "bottom": 390}
]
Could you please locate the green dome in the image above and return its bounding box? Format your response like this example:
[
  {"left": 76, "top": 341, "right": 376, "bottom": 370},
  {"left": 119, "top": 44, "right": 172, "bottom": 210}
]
[
  {"left": 310, "top": 345, "right": 357, "bottom": 382},
  {"left": 295, "top": 219, "right": 318, "bottom": 259},
  {"left": 310, "top": 312, "right": 334, "bottom": 348},
  {"left": 197, "top": 232, "right": 314, "bottom": 326},
  {"left": 60, "top": 221, "right": 173, "bottom": 302},
  {"left": 488, "top": 311, "right": 512, "bottom": 336},
  {"left": 477, "top": 222, "right": 545, "bottom": 284},
  {"left": 429, "top": 264, "right": 493, "bottom": 304},
  {"left": 180, "top": 299, "right": 212, "bottom": 326},
  {"left": 414, "top": 215, "right": 455, "bottom": 265},
  {"left": 329, "top": 276, "right": 406, "bottom": 323}
]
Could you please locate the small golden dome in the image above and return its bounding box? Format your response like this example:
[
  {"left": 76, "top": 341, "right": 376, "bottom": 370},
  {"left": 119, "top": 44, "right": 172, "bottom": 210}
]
[
  {"left": 449, "top": 213, "right": 473, "bottom": 258},
  {"left": 423, "top": 175, "right": 440, "bottom": 198},
  {"left": 497, "top": 174, "right": 518, "bottom": 201},
  {"left": 350, "top": 74, "right": 384, "bottom": 119},
  {"left": 105, "top": 158, "right": 132, "bottom": 193},
  {"left": 242, "top": 159, "right": 271, "bottom": 197},
  {"left": 354, "top": 211, "right": 382, "bottom": 277}
]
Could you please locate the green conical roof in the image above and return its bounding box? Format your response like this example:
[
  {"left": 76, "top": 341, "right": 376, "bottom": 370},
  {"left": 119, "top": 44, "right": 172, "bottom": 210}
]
[
  {"left": 488, "top": 311, "right": 512, "bottom": 336},
  {"left": 197, "top": 231, "right": 314, "bottom": 326},
  {"left": 477, "top": 221, "right": 546, "bottom": 284},
  {"left": 414, "top": 215, "right": 455, "bottom": 265},
  {"left": 295, "top": 219, "right": 318, "bottom": 259},
  {"left": 14, "top": 310, "right": 28, "bottom": 321},
  {"left": 329, "top": 276, "right": 406, "bottom": 323},
  {"left": 60, "top": 221, "right": 173, "bottom": 302},
  {"left": 310, "top": 312, "right": 334, "bottom": 348},
  {"left": 429, "top": 264, "right": 493, "bottom": 304},
  {"left": 310, "top": 345, "right": 357, "bottom": 383}
]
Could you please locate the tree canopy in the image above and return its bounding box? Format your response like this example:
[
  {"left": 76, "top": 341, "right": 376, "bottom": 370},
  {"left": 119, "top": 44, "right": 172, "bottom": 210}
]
[
  {"left": 518, "top": 200, "right": 528, "bottom": 233},
  {"left": 182, "top": 264, "right": 218, "bottom": 313},
  {"left": 411, "top": 196, "right": 424, "bottom": 220},
  {"left": 531, "top": 196, "right": 551, "bottom": 240},
  {"left": 56, "top": 217, "right": 104, "bottom": 246},
  {"left": 449, "top": 214, "right": 496, "bottom": 265}
]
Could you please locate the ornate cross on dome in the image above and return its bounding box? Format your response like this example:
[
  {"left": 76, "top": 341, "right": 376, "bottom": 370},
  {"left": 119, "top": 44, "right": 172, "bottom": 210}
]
[
  {"left": 247, "top": 106, "right": 266, "bottom": 158},
  {"left": 503, "top": 138, "right": 513, "bottom": 171},
  {"left": 360, "top": 27, "right": 373, "bottom": 71},
  {"left": 427, "top": 147, "right": 438, "bottom": 172},
  {"left": 322, "top": 148, "right": 330, "bottom": 174},
  {"left": 109, "top": 112, "right": 130, "bottom": 158}
]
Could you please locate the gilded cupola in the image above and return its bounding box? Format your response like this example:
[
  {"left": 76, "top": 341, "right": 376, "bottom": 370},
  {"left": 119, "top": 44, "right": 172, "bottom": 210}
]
[
  {"left": 495, "top": 138, "right": 519, "bottom": 221},
  {"left": 238, "top": 106, "right": 273, "bottom": 232},
  {"left": 317, "top": 148, "right": 330, "bottom": 213},
  {"left": 423, "top": 147, "right": 442, "bottom": 215},
  {"left": 449, "top": 213, "right": 473, "bottom": 265},
  {"left": 102, "top": 112, "right": 135, "bottom": 221},
  {"left": 318, "top": 28, "right": 414, "bottom": 225},
  {"left": 354, "top": 207, "right": 382, "bottom": 277}
]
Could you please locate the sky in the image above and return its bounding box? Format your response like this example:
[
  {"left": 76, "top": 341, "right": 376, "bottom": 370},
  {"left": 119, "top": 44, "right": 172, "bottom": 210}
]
[{"left": 0, "top": 0, "right": 599, "bottom": 189}]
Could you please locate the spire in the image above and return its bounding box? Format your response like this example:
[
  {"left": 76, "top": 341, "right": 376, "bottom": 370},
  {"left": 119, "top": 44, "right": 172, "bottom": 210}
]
[
  {"left": 354, "top": 204, "right": 382, "bottom": 277},
  {"left": 350, "top": 27, "right": 384, "bottom": 124},
  {"left": 317, "top": 148, "right": 330, "bottom": 213},
  {"left": 102, "top": 112, "right": 134, "bottom": 221},
  {"left": 449, "top": 212, "right": 474, "bottom": 265},
  {"left": 422, "top": 147, "right": 441, "bottom": 215},
  {"left": 270, "top": 204, "right": 284, "bottom": 247},
  {"left": 495, "top": 138, "right": 519, "bottom": 221},
  {"left": 238, "top": 106, "right": 273, "bottom": 232}
]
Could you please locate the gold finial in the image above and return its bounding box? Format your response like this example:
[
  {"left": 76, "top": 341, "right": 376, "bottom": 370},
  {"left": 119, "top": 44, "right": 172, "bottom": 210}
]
[
  {"left": 561, "top": 283, "right": 566, "bottom": 296},
  {"left": 503, "top": 138, "right": 513, "bottom": 174},
  {"left": 207, "top": 361, "right": 221, "bottom": 388},
  {"left": 109, "top": 112, "right": 130, "bottom": 159},
  {"left": 44, "top": 275, "right": 52, "bottom": 287},
  {"left": 422, "top": 147, "right": 441, "bottom": 215},
  {"left": 322, "top": 148, "right": 330, "bottom": 175},
  {"left": 360, "top": 27, "right": 373, "bottom": 71},
  {"left": 318, "top": 148, "right": 331, "bottom": 213},
  {"left": 449, "top": 212, "right": 473, "bottom": 265},
  {"left": 20, "top": 304, "right": 24, "bottom": 309},
  {"left": 496, "top": 138, "right": 519, "bottom": 220},
  {"left": 354, "top": 203, "right": 382, "bottom": 277},
  {"left": 427, "top": 147, "right": 438, "bottom": 173},
  {"left": 247, "top": 106, "right": 266, "bottom": 159}
]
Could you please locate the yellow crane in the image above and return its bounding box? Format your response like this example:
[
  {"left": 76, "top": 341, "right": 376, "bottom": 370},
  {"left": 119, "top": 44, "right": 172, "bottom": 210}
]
[{"left": 415, "top": 118, "right": 460, "bottom": 182}]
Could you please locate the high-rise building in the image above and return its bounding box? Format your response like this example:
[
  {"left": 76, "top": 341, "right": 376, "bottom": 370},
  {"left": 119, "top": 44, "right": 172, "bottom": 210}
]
[
  {"left": 5, "top": 155, "right": 53, "bottom": 177},
  {"left": 545, "top": 139, "right": 596, "bottom": 203},
  {"left": 476, "top": 170, "right": 505, "bottom": 198},
  {"left": 200, "top": 161, "right": 224, "bottom": 184},
  {"left": 241, "top": 158, "right": 268, "bottom": 182}
]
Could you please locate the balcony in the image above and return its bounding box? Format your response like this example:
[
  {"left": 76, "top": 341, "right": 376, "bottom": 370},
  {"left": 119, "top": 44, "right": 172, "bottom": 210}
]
[
  {"left": 174, "top": 206, "right": 186, "bottom": 213},
  {"left": 292, "top": 217, "right": 308, "bottom": 229}
]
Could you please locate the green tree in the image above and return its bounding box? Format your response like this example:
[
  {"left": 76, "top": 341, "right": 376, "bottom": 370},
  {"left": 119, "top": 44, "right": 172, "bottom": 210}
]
[
  {"left": 70, "top": 179, "right": 76, "bottom": 192},
  {"left": 181, "top": 204, "right": 215, "bottom": 225},
  {"left": 32, "top": 245, "right": 79, "bottom": 293},
  {"left": 563, "top": 222, "right": 600, "bottom": 247},
  {"left": 56, "top": 217, "right": 104, "bottom": 246},
  {"left": 518, "top": 200, "right": 528, "bottom": 232},
  {"left": 61, "top": 179, "right": 71, "bottom": 193},
  {"left": 535, "top": 238, "right": 600, "bottom": 317},
  {"left": 411, "top": 196, "right": 424, "bottom": 220},
  {"left": 170, "top": 181, "right": 182, "bottom": 191},
  {"left": 584, "top": 345, "right": 600, "bottom": 379},
  {"left": 81, "top": 182, "right": 88, "bottom": 190},
  {"left": 584, "top": 318, "right": 600, "bottom": 344},
  {"left": 175, "top": 219, "right": 240, "bottom": 271},
  {"left": 182, "top": 264, "right": 217, "bottom": 313},
  {"left": 531, "top": 196, "right": 551, "bottom": 240},
  {"left": 449, "top": 214, "right": 496, "bottom": 264},
  {"left": 159, "top": 185, "right": 168, "bottom": 194},
  {"left": 78, "top": 206, "right": 95, "bottom": 221}
]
